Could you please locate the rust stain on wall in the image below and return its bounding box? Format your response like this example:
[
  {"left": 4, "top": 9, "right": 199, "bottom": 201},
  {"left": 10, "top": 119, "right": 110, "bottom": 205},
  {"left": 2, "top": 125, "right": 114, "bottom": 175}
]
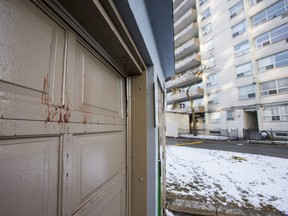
[
  {"left": 57, "top": 111, "right": 63, "bottom": 124},
  {"left": 42, "top": 74, "right": 50, "bottom": 104},
  {"left": 63, "top": 103, "right": 71, "bottom": 123},
  {"left": 45, "top": 106, "right": 51, "bottom": 122},
  {"left": 83, "top": 112, "right": 87, "bottom": 124},
  {"left": 63, "top": 112, "right": 71, "bottom": 123},
  {"left": 55, "top": 104, "right": 71, "bottom": 124}
]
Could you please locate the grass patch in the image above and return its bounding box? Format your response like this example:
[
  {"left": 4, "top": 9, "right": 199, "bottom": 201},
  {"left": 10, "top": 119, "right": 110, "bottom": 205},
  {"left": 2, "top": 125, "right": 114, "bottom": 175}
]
[{"left": 231, "top": 155, "right": 247, "bottom": 162}]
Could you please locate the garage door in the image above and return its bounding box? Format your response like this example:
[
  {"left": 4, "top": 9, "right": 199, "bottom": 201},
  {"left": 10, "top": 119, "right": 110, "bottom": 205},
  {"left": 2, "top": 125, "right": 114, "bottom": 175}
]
[{"left": 0, "top": 1, "right": 127, "bottom": 216}]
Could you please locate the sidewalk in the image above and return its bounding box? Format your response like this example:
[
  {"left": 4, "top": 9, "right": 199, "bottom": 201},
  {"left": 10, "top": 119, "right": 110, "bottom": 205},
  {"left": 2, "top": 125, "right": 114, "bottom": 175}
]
[
  {"left": 179, "top": 134, "right": 288, "bottom": 145},
  {"left": 179, "top": 134, "right": 236, "bottom": 141}
]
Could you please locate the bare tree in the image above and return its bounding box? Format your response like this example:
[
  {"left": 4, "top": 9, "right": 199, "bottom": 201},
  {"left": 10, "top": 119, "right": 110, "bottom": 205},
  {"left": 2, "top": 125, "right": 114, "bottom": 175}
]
[
  {"left": 185, "top": 66, "right": 205, "bottom": 135},
  {"left": 184, "top": 49, "right": 218, "bottom": 135}
]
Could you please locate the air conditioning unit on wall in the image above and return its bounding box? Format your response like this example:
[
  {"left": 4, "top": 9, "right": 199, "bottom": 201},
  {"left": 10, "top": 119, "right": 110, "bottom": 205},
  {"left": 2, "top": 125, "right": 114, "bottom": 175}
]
[{"left": 262, "top": 41, "right": 270, "bottom": 46}]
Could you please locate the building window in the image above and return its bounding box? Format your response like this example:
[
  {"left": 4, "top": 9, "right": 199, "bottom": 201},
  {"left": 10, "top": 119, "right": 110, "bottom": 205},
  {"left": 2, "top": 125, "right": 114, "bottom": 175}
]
[
  {"left": 202, "top": 39, "right": 214, "bottom": 52},
  {"left": 255, "top": 23, "right": 288, "bottom": 48},
  {"left": 201, "top": 7, "right": 211, "bottom": 21},
  {"left": 239, "top": 85, "right": 255, "bottom": 100},
  {"left": 179, "top": 102, "right": 187, "bottom": 109},
  {"left": 249, "top": 0, "right": 263, "bottom": 7},
  {"left": 232, "top": 20, "right": 247, "bottom": 38},
  {"left": 263, "top": 105, "right": 288, "bottom": 121},
  {"left": 194, "top": 98, "right": 204, "bottom": 106},
  {"left": 227, "top": 111, "right": 234, "bottom": 120},
  {"left": 207, "top": 74, "right": 217, "bottom": 86},
  {"left": 251, "top": 0, "right": 288, "bottom": 27},
  {"left": 257, "top": 50, "right": 288, "bottom": 72},
  {"left": 179, "top": 87, "right": 188, "bottom": 93},
  {"left": 234, "top": 40, "right": 249, "bottom": 56},
  {"left": 207, "top": 93, "right": 218, "bottom": 104},
  {"left": 199, "top": 0, "right": 208, "bottom": 6},
  {"left": 261, "top": 77, "right": 288, "bottom": 96},
  {"left": 274, "top": 132, "right": 288, "bottom": 137},
  {"left": 236, "top": 62, "right": 252, "bottom": 78},
  {"left": 167, "top": 104, "right": 173, "bottom": 111},
  {"left": 202, "top": 23, "right": 212, "bottom": 37},
  {"left": 229, "top": 1, "right": 244, "bottom": 19},
  {"left": 209, "top": 112, "right": 220, "bottom": 124},
  {"left": 207, "top": 56, "right": 215, "bottom": 68},
  {"left": 203, "top": 56, "right": 215, "bottom": 68}
]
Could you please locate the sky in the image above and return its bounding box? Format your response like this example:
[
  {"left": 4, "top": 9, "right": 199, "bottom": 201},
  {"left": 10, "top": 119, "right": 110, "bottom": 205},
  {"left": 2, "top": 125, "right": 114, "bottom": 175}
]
[{"left": 166, "top": 145, "right": 288, "bottom": 215}]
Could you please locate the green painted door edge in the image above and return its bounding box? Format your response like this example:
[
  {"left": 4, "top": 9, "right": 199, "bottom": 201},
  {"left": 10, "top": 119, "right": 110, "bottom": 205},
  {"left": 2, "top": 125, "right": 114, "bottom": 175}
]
[{"left": 158, "top": 160, "right": 161, "bottom": 216}]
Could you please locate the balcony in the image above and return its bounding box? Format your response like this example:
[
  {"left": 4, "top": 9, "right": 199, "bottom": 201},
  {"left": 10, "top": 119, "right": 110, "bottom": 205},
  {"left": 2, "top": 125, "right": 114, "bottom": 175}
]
[
  {"left": 175, "top": 53, "right": 201, "bottom": 74},
  {"left": 171, "top": 105, "right": 205, "bottom": 114},
  {"left": 248, "top": 0, "right": 278, "bottom": 18},
  {"left": 249, "top": 0, "right": 264, "bottom": 7},
  {"left": 166, "top": 68, "right": 202, "bottom": 90},
  {"left": 173, "top": 0, "right": 183, "bottom": 9},
  {"left": 175, "top": 23, "right": 198, "bottom": 47},
  {"left": 251, "top": 14, "right": 288, "bottom": 39},
  {"left": 175, "top": 37, "right": 199, "bottom": 60},
  {"left": 167, "top": 87, "right": 203, "bottom": 104},
  {"left": 254, "top": 39, "right": 288, "bottom": 62},
  {"left": 174, "top": 0, "right": 196, "bottom": 22},
  {"left": 174, "top": 8, "right": 197, "bottom": 35}
]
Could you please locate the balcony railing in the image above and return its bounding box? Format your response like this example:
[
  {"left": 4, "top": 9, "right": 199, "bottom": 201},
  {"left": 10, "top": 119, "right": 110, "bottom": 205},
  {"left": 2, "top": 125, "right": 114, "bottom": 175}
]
[
  {"left": 166, "top": 68, "right": 202, "bottom": 89},
  {"left": 249, "top": 0, "right": 263, "bottom": 7},
  {"left": 174, "top": 0, "right": 196, "bottom": 22},
  {"left": 167, "top": 87, "right": 203, "bottom": 104},
  {"left": 175, "top": 38, "right": 199, "bottom": 60},
  {"left": 175, "top": 53, "right": 201, "bottom": 73},
  {"left": 173, "top": 0, "right": 183, "bottom": 9},
  {"left": 170, "top": 106, "right": 205, "bottom": 113},
  {"left": 175, "top": 23, "right": 198, "bottom": 47},
  {"left": 174, "top": 8, "right": 197, "bottom": 35}
]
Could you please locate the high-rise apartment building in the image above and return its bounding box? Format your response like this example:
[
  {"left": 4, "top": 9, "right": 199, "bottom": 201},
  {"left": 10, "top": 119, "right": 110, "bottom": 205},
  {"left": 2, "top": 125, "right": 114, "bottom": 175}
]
[{"left": 167, "top": 0, "right": 288, "bottom": 138}]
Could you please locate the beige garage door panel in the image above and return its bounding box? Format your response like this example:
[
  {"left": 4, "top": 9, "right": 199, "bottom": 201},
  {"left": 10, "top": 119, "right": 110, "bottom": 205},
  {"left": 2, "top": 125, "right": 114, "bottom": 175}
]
[
  {"left": 71, "top": 132, "right": 126, "bottom": 213},
  {"left": 0, "top": 1, "right": 127, "bottom": 216},
  {"left": 0, "top": 137, "right": 59, "bottom": 216},
  {"left": 73, "top": 180, "right": 126, "bottom": 216},
  {"left": 74, "top": 41, "right": 125, "bottom": 118},
  {"left": 0, "top": 0, "right": 65, "bottom": 121},
  {"left": 98, "top": 189, "right": 126, "bottom": 216}
]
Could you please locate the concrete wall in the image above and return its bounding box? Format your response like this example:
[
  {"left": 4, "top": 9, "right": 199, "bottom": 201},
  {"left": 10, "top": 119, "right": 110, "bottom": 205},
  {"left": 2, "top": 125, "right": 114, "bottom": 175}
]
[
  {"left": 166, "top": 121, "right": 179, "bottom": 138},
  {"left": 166, "top": 112, "right": 190, "bottom": 135}
]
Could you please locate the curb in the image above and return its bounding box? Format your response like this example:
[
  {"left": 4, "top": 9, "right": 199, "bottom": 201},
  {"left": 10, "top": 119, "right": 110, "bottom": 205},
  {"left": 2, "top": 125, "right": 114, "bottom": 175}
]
[
  {"left": 247, "top": 140, "right": 288, "bottom": 145},
  {"left": 167, "top": 198, "right": 286, "bottom": 216}
]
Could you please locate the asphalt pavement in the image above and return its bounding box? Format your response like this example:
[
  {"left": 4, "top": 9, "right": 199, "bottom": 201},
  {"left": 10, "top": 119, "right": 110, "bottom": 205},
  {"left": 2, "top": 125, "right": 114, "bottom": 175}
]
[{"left": 166, "top": 137, "right": 288, "bottom": 159}]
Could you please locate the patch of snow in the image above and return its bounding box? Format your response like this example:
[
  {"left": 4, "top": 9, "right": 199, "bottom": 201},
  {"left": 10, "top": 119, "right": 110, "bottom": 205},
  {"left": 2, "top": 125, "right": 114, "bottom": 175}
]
[
  {"left": 165, "top": 209, "right": 175, "bottom": 216},
  {"left": 166, "top": 145, "right": 288, "bottom": 214}
]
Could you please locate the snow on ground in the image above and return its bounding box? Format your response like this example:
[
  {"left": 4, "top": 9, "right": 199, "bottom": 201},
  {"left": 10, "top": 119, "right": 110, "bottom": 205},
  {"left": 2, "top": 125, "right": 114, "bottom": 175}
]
[
  {"left": 165, "top": 209, "right": 175, "bottom": 216},
  {"left": 166, "top": 145, "right": 288, "bottom": 214}
]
